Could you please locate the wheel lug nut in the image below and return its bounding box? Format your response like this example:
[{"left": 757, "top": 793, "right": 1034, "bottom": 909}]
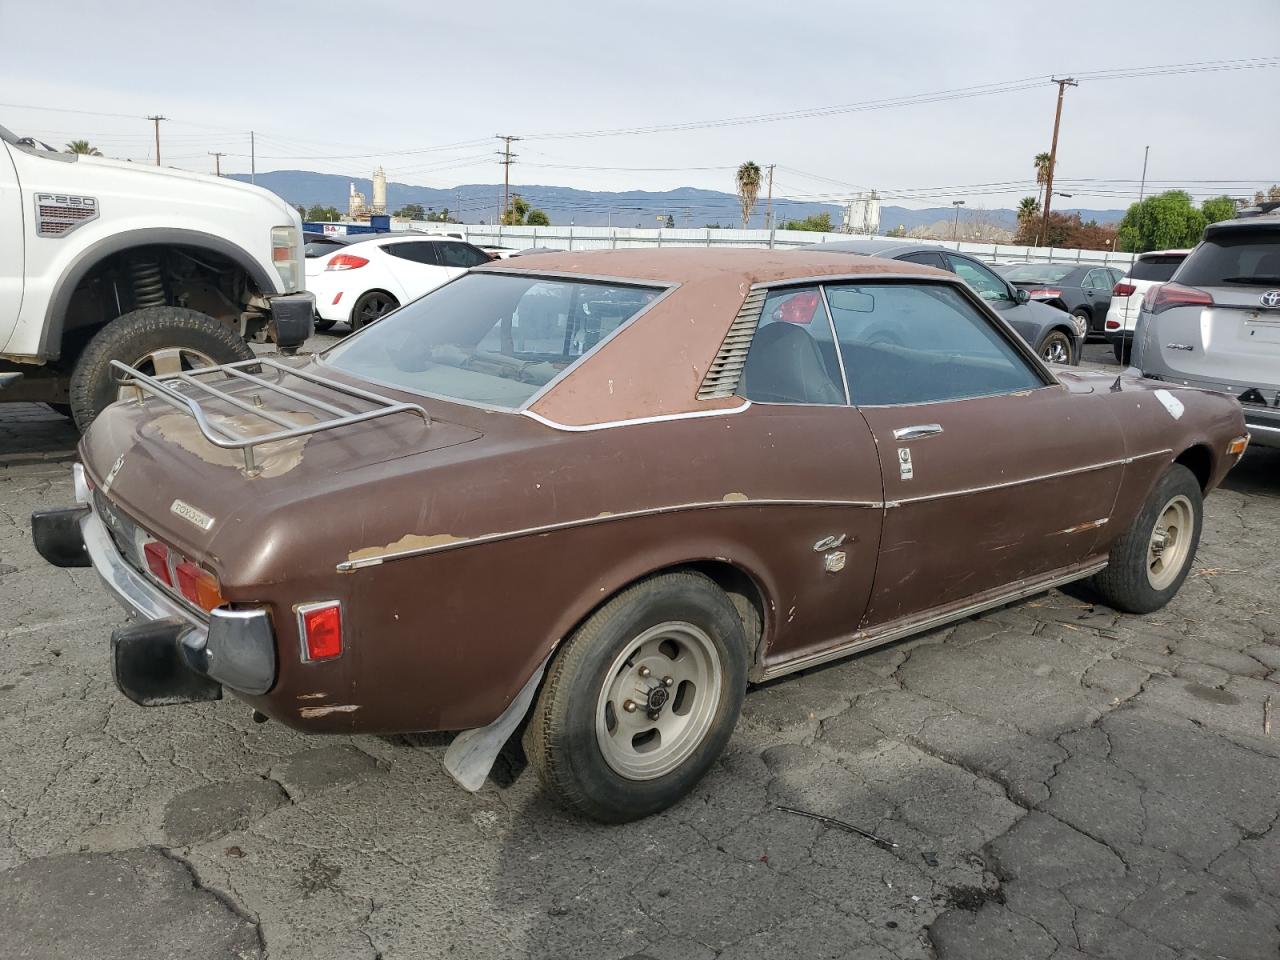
[
  {"left": 663, "top": 676, "right": 674, "bottom": 687},
  {"left": 638, "top": 666, "right": 651, "bottom": 678},
  {"left": 623, "top": 700, "right": 637, "bottom": 713}
]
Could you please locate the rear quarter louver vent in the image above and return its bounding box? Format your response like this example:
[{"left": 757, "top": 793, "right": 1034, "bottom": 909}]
[{"left": 697, "top": 288, "right": 767, "bottom": 400}]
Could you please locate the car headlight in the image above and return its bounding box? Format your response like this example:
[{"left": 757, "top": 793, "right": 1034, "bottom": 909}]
[{"left": 271, "top": 226, "right": 302, "bottom": 292}]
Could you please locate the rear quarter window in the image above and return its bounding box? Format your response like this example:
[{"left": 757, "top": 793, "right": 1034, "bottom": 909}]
[{"left": 1129, "top": 255, "right": 1185, "bottom": 282}]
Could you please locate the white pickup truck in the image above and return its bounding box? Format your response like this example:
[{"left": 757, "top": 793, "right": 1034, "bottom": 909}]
[{"left": 0, "top": 123, "right": 314, "bottom": 429}]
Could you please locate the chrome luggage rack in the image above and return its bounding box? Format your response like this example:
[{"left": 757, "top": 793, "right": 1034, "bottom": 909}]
[{"left": 110, "top": 357, "right": 429, "bottom": 475}]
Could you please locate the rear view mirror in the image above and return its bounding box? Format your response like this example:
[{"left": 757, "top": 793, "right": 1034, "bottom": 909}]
[
  {"left": 1015, "top": 288, "right": 1030, "bottom": 304},
  {"left": 826, "top": 288, "right": 876, "bottom": 313}
]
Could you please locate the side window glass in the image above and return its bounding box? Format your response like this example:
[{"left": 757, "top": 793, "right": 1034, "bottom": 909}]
[
  {"left": 823, "top": 282, "right": 1044, "bottom": 406},
  {"left": 899, "top": 251, "right": 947, "bottom": 269},
  {"left": 946, "top": 255, "right": 1009, "bottom": 301},
  {"left": 437, "top": 243, "right": 489, "bottom": 268},
  {"left": 384, "top": 242, "right": 435, "bottom": 264},
  {"left": 740, "top": 287, "right": 845, "bottom": 405}
]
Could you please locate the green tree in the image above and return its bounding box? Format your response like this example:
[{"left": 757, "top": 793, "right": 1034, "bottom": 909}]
[
  {"left": 394, "top": 203, "right": 426, "bottom": 220},
  {"left": 1033, "top": 152, "right": 1052, "bottom": 203},
  {"left": 888, "top": 224, "right": 907, "bottom": 238},
  {"left": 1254, "top": 185, "right": 1280, "bottom": 203},
  {"left": 304, "top": 205, "right": 342, "bottom": 222},
  {"left": 294, "top": 204, "right": 306, "bottom": 218},
  {"left": 782, "top": 212, "right": 833, "bottom": 232},
  {"left": 736, "top": 161, "right": 762, "bottom": 228},
  {"left": 1201, "top": 196, "right": 1237, "bottom": 226},
  {"left": 526, "top": 208, "right": 550, "bottom": 226},
  {"left": 65, "top": 139, "right": 102, "bottom": 156},
  {"left": 664, "top": 214, "right": 676, "bottom": 228},
  {"left": 1116, "top": 191, "right": 1207, "bottom": 253},
  {"left": 501, "top": 195, "right": 529, "bottom": 225}
]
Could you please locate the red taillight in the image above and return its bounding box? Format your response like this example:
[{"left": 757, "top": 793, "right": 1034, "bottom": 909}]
[
  {"left": 325, "top": 254, "right": 368, "bottom": 272},
  {"left": 1113, "top": 282, "right": 1136, "bottom": 296},
  {"left": 1106, "top": 319, "right": 1121, "bottom": 330},
  {"left": 299, "top": 602, "right": 342, "bottom": 661},
  {"left": 1026, "top": 288, "right": 1062, "bottom": 299},
  {"left": 174, "top": 561, "right": 225, "bottom": 612},
  {"left": 777, "top": 290, "right": 820, "bottom": 324},
  {"left": 143, "top": 541, "right": 172, "bottom": 586},
  {"left": 1146, "top": 282, "right": 1213, "bottom": 314}
]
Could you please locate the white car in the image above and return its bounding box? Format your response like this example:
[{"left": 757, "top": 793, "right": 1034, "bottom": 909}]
[
  {"left": 1103, "top": 249, "right": 1189, "bottom": 363},
  {"left": 306, "top": 234, "right": 493, "bottom": 331}
]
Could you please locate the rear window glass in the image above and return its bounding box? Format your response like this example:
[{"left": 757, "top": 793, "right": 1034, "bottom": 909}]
[
  {"left": 1129, "top": 255, "right": 1185, "bottom": 282},
  {"left": 322, "top": 273, "right": 661, "bottom": 408},
  {"left": 1005, "top": 264, "right": 1074, "bottom": 284},
  {"left": 1175, "top": 231, "right": 1280, "bottom": 286}
]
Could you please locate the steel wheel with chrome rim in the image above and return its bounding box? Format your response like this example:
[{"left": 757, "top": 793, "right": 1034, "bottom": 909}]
[
  {"left": 119, "top": 346, "right": 218, "bottom": 399},
  {"left": 1040, "top": 330, "right": 1075, "bottom": 365},
  {"left": 525, "top": 571, "right": 749, "bottom": 822},
  {"left": 1092, "top": 463, "right": 1203, "bottom": 614}
]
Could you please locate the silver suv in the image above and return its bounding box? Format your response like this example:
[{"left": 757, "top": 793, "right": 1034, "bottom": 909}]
[{"left": 1133, "top": 214, "right": 1280, "bottom": 448}]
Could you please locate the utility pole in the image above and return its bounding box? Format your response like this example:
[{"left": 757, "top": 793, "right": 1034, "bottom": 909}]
[
  {"left": 146, "top": 115, "right": 166, "bottom": 166},
  {"left": 208, "top": 151, "right": 224, "bottom": 176},
  {"left": 1138, "top": 145, "right": 1150, "bottom": 203},
  {"left": 952, "top": 200, "right": 965, "bottom": 240},
  {"left": 1038, "top": 77, "right": 1077, "bottom": 247},
  {"left": 764, "top": 163, "right": 775, "bottom": 230},
  {"left": 496, "top": 135, "right": 520, "bottom": 223},
  {"left": 250, "top": 131, "right": 256, "bottom": 185}
]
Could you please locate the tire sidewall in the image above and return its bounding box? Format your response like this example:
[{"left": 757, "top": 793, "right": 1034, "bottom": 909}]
[
  {"left": 1041, "top": 330, "right": 1073, "bottom": 364},
  {"left": 351, "top": 291, "right": 397, "bottom": 330},
  {"left": 1121, "top": 465, "right": 1204, "bottom": 611},
  {"left": 553, "top": 577, "right": 748, "bottom": 822}
]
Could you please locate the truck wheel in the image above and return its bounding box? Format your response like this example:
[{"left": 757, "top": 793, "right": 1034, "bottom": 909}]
[
  {"left": 68, "top": 307, "right": 253, "bottom": 431},
  {"left": 524, "top": 572, "right": 749, "bottom": 823},
  {"left": 1091, "top": 464, "right": 1202, "bottom": 614}
]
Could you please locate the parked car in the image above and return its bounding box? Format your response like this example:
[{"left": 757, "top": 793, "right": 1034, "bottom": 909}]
[
  {"left": 1133, "top": 213, "right": 1280, "bottom": 447},
  {"left": 810, "top": 240, "right": 1082, "bottom": 363},
  {"left": 1003, "top": 263, "right": 1126, "bottom": 340},
  {"left": 1103, "top": 250, "right": 1190, "bottom": 363},
  {"left": 33, "top": 249, "right": 1248, "bottom": 823},
  {"left": 305, "top": 235, "right": 493, "bottom": 332}
]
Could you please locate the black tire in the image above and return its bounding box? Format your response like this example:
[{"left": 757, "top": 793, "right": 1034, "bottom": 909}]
[
  {"left": 68, "top": 307, "right": 253, "bottom": 432},
  {"left": 1039, "top": 330, "right": 1075, "bottom": 365},
  {"left": 350, "top": 290, "right": 398, "bottom": 330},
  {"left": 524, "top": 571, "right": 749, "bottom": 823},
  {"left": 1071, "top": 307, "right": 1092, "bottom": 339},
  {"left": 313, "top": 317, "right": 337, "bottom": 333},
  {"left": 1091, "top": 464, "right": 1203, "bottom": 614},
  {"left": 1112, "top": 340, "right": 1132, "bottom": 365}
]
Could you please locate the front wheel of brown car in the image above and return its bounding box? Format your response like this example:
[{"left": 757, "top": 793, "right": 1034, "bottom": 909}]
[
  {"left": 524, "top": 572, "right": 749, "bottom": 823},
  {"left": 1091, "top": 464, "right": 1203, "bottom": 614}
]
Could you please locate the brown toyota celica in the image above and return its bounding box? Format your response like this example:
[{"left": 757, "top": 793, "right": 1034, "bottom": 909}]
[{"left": 33, "top": 248, "right": 1250, "bottom": 822}]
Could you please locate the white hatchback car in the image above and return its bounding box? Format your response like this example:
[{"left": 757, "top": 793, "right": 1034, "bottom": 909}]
[
  {"left": 306, "top": 235, "right": 494, "bottom": 331},
  {"left": 1103, "top": 249, "right": 1189, "bottom": 363}
]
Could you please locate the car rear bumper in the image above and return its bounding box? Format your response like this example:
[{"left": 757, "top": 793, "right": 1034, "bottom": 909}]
[{"left": 30, "top": 465, "right": 278, "bottom": 703}]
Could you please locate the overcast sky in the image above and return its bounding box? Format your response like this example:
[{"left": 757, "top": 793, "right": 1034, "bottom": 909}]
[{"left": 2, "top": 0, "right": 1277, "bottom": 211}]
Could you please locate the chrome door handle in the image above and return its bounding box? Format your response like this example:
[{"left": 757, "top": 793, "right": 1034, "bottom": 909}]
[{"left": 892, "top": 423, "right": 943, "bottom": 441}]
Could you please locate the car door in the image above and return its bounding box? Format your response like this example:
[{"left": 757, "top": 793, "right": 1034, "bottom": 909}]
[
  {"left": 0, "top": 142, "right": 24, "bottom": 350},
  {"left": 822, "top": 279, "right": 1126, "bottom": 628},
  {"left": 1082, "top": 268, "right": 1111, "bottom": 325},
  {"left": 380, "top": 241, "right": 450, "bottom": 300},
  {"left": 734, "top": 284, "right": 886, "bottom": 663}
]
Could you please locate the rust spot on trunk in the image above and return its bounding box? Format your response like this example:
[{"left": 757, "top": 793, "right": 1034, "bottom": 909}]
[{"left": 347, "top": 533, "right": 467, "bottom": 564}]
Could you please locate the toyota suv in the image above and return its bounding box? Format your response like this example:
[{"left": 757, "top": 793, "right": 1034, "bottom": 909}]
[{"left": 1133, "top": 213, "right": 1280, "bottom": 447}]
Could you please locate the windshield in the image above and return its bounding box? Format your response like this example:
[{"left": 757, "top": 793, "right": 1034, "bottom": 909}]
[
  {"left": 1130, "top": 255, "right": 1185, "bottom": 282},
  {"left": 1005, "top": 264, "right": 1075, "bottom": 284},
  {"left": 1175, "top": 230, "right": 1280, "bottom": 286},
  {"left": 323, "top": 272, "right": 663, "bottom": 408}
]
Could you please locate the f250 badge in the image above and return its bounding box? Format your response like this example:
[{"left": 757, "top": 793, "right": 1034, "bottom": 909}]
[{"left": 34, "top": 194, "right": 99, "bottom": 238}]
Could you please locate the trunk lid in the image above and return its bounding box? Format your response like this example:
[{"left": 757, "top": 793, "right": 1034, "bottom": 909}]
[{"left": 1149, "top": 293, "right": 1280, "bottom": 388}]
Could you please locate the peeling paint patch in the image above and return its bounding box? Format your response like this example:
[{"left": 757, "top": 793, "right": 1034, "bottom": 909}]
[
  {"left": 296, "top": 692, "right": 328, "bottom": 700},
  {"left": 347, "top": 533, "right": 467, "bottom": 563},
  {"left": 1153, "top": 389, "right": 1185, "bottom": 420},
  {"left": 594, "top": 511, "right": 614, "bottom": 519},
  {"left": 721, "top": 492, "right": 749, "bottom": 502},
  {"left": 299, "top": 704, "right": 360, "bottom": 719},
  {"left": 1054, "top": 518, "right": 1110, "bottom": 535},
  {"left": 152, "top": 410, "right": 318, "bottom": 478}
]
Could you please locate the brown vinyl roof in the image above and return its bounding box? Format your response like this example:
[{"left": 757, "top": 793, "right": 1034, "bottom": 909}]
[{"left": 496, "top": 248, "right": 953, "bottom": 428}]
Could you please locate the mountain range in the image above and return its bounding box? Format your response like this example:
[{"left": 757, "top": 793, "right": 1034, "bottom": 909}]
[{"left": 231, "top": 170, "right": 1127, "bottom": 233}]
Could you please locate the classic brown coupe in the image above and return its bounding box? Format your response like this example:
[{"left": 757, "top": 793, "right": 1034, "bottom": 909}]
[{"left": 33, "top": 249, "right": 1250, "bottom": 821}]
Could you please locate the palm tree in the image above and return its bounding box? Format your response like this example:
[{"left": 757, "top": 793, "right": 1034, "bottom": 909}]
[
  {"left": 65, "top": 140, "right": 102, "bottom": 156},
  {"left": 1017, "top": 196, "right": 1041, "bottom": 224},
  {"left": 736, "top": 162, "right": 762, "bottom": 228},
  {"left": 1033, "top": 152, "right": 1052, "bottom": 204}
]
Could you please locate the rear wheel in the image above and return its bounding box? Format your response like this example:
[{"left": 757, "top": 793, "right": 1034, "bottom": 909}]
[
  {"left": 1112, "top": 340, "right": 1132, "bottom": 365},
  {"left": 1070, "top": 308, "right": 1091, "bottom": 339},
  {"left": 1039, "top": 330, "right": 1075, "bottom": 365},
  {"left": 524, "top": 572, "right": 749, "bottom": 822},
  {"left": 350, "top": 291, "right": 398, "bottom": 330},
  {"left": 68, "top": 307, "right": 253, "bottom": 432},
  {"left": 1091, "top": 464, "right": 1202, "bottom": 614}
]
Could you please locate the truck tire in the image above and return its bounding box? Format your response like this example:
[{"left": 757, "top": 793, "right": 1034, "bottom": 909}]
[{"left": 68, "top": 307, "right": 253, "bottom": 431}]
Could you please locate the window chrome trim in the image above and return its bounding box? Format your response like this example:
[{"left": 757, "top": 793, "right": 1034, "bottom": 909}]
[
  {"left": 818, "top": 284, "right": 853, "bottom": 405},
  {"left": 522, "top": 399, "right": 751, "bottom": 432},
  {"left": 335, "top": 494, "right": 882, "bottom": 571}
]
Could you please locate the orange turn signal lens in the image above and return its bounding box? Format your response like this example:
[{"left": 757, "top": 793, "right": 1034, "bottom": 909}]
[
  {"left": 1227, "top": 435, "right": 1250, "bottom": 457},
  {"left": 174, "top": 561, "right": 226, "bottom": 612}
]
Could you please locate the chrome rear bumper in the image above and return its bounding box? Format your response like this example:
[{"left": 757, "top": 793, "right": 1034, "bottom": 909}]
[{"left": 30, "top": 465, "right": 278, "bottom": 702}]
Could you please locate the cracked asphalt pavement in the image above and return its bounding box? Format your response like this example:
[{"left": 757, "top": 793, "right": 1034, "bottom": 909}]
[{"left": 3, "top": 342, "right": 1279, "bottom": 959}]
